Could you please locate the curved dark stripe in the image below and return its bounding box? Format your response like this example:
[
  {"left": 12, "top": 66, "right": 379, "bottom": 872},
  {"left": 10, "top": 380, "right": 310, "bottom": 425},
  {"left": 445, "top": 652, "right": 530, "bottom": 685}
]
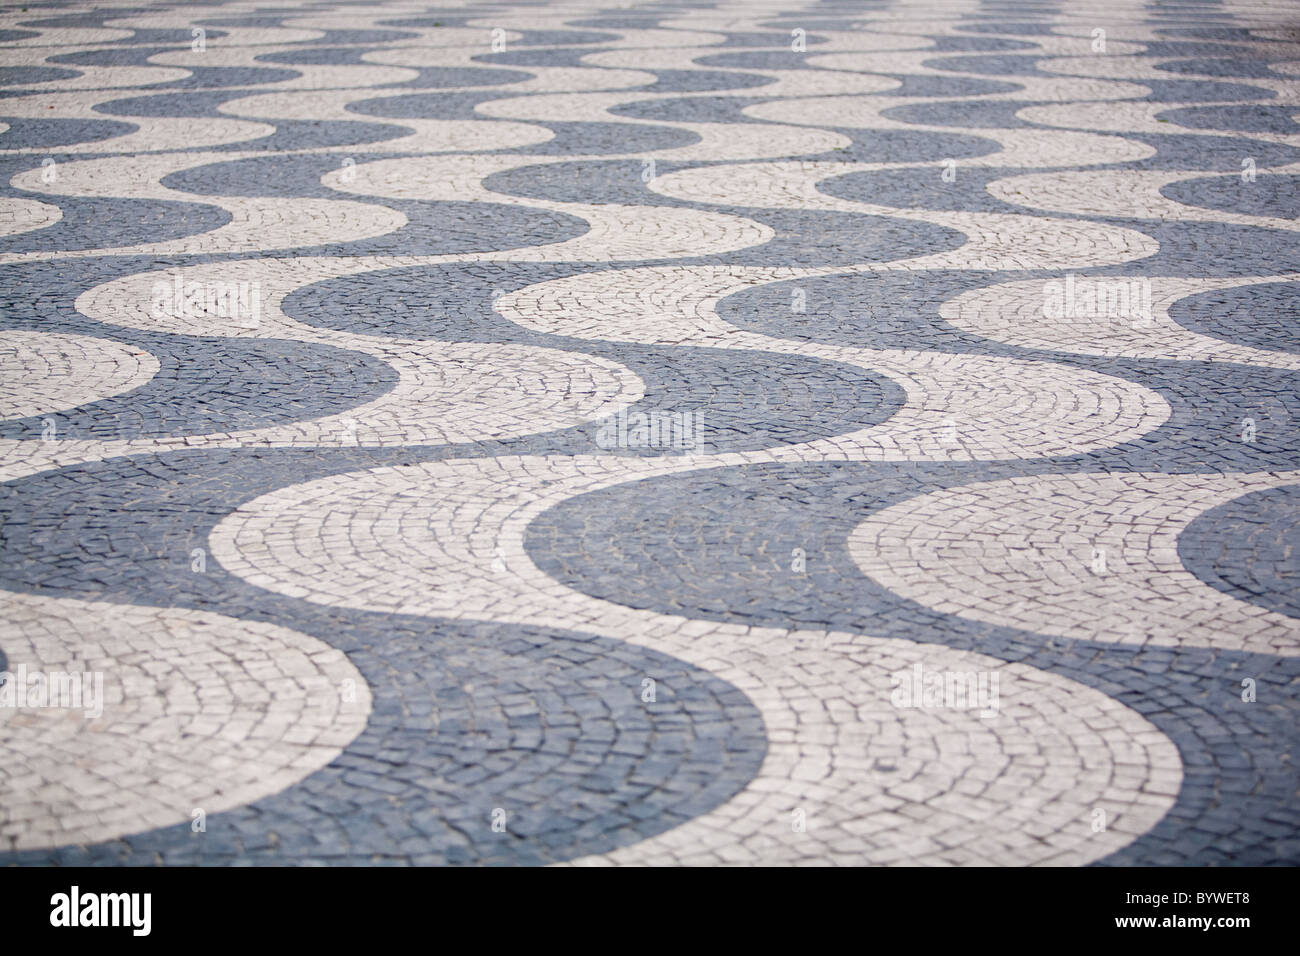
[
  {"left": 0, "top": 333, "right": 399, "bottom": 439},
  {"left": 1122, "top": 132, "right": 1300, "bottom": 171},
  {"left": 1158, "top": 104, "right": 1300, "bottom": 135},
  {"left": 524, "top": 460, "right": 1300, "bottom": 864},
  {"left": 349, "top": 89, "right": 515, "bottom": 119},
  {"left": 1179, "top": 484, "right": 1300, "bottom": 620},
  {"left": 0, "top": 116, "right": 137, "bottom": 150},
  {"left": 0, "top": 66, "right": 82, "bottom": 84},
  {"left": 1166, "top": 279, "right": 1300, "bottom": 354},
  {"left": 0, "top": 195, "right": 232, "bottom": 253},
  {"left": 0, "top": 447, "right": 765, "bottom": 865},
  {"left": 920, "top": 53, "right": 1053, "bottom": 75},
  {"left": 629, "top": 70, "right": 777, "bottom": 94},
  {"left": 1164, "top": 172, "right": 1299, "bottom": 219},
  {"left": 510, "top": 120, "right": 699, "bottom": 155},
  {"left": 280, "top": 261, "right": 908, "bottom": 453}
]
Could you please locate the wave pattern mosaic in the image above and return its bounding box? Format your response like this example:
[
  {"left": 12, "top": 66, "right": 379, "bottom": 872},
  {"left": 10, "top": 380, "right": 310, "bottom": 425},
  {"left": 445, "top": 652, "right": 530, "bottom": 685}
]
[{"left": 0, "top": 0, "right": 1297, "bottom": 866}]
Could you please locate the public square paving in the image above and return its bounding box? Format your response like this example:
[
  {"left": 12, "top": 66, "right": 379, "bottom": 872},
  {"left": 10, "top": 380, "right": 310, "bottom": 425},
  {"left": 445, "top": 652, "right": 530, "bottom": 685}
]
[{"left": 0, "top": 0, "right": 1297, "bottom": 867}]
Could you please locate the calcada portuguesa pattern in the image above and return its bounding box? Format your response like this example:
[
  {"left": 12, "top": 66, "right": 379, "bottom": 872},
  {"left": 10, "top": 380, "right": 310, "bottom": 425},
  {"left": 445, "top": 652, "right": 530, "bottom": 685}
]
[{"left": 0, "top": 0, "right": 1297, "bottom": 868}]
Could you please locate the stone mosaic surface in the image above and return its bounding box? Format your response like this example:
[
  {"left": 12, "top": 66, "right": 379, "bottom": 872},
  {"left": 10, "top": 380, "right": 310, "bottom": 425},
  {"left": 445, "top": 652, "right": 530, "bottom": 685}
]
[{"left": 0, "top": 0, "right": 1297, "bottom": 866}]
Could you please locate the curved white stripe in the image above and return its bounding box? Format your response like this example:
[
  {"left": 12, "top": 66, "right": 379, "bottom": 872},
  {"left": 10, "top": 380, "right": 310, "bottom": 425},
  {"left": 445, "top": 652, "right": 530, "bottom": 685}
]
[
  {"left": 0, "top": 330, "right": 158, "bottom": 420},
  {"left": 495, "top": 265, "right": 1172, "bottom": 460},
  {"left": 987, "top": 168, "right": 1300, "bottom": 232},
  {"left": 647, "top": 161, "right": 1161, "bottom": 270},
  {"left": 218, "top": 90, "right": 555, "bottom": 153},
  {"left": 0, "top": 92, "right": 273, "bottom": 153},
  {"left": 326, "top": 155, "right": 775, "bottom": 259},
  {"left": 0, "top": 591, "right": 371, "bottom": 851},
  {"left": 940, "top": 274, "right": 1300, "bottom": 368},
  {"left": 848, "top": 471, "right": 1300, "bottom": 656},
  {"left": 0, "top": 196, "right": 60, "bottom": 236},
  {"left": 205, "top": 454, "right": 1182, "bottom": 866},
  {"left": 4, "top": 154, "right": 407, "bottom": 261},
  {"left": 1017, "top": 101, "right": 1300, "bottom": 148}
]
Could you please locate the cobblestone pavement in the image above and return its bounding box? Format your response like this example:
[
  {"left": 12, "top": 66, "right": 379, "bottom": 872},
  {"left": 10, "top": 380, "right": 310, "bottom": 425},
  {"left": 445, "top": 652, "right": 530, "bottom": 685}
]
[{"left": 0, "top": 0, "right": 1297, "bottom": 866}]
